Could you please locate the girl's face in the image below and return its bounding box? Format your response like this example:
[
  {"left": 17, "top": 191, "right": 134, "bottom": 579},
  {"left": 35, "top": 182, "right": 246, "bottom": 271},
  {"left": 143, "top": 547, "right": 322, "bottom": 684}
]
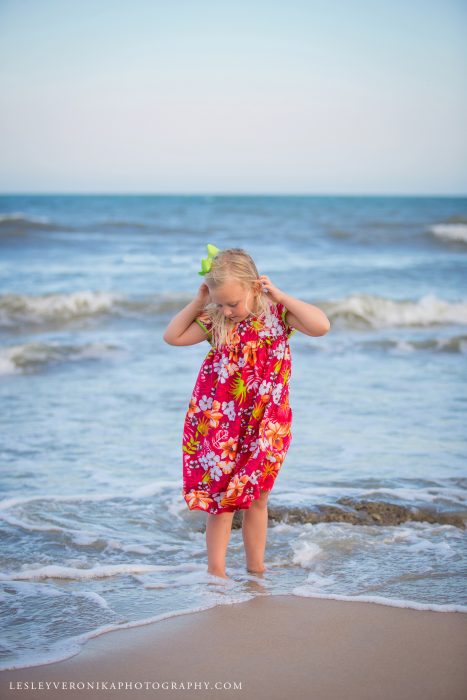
[{"left": 209, "top": 279, "right": 261, "bottom": 323}]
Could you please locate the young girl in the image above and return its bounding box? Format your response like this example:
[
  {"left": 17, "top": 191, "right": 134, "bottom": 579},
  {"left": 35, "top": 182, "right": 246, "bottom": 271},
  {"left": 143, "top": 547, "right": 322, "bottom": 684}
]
[{"left": 163, "top": 246, "right": 330, "bottom": 580}]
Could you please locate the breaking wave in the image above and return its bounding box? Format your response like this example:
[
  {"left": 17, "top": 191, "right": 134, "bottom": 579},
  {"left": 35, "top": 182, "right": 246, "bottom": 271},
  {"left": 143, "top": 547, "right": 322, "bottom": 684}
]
[
  {"left": 430, "top": 221, "right": 467, "bottom": 244},
  {"left": 0, "top": 341, "right": 122, "bottom": 375},
  {"left": 323, "top": 293, "right": 467, "bottom": 329}
]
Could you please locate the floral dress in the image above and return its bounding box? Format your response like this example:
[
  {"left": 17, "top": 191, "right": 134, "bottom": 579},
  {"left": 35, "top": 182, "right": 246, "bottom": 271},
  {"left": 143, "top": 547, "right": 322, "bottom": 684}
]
[{"left": 182, "top": 301, "right": 296, "bottom": 515}]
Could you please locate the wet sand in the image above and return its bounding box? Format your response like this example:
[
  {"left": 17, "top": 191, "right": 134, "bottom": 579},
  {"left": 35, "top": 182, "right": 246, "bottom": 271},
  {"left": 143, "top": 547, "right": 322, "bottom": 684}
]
[{"left": 1, "top": 594, "right": 466, "bottom": 699}]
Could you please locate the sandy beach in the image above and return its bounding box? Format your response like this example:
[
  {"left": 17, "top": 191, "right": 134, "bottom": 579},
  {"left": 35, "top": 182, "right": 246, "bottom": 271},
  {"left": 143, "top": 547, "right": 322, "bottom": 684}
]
[{"left": 1, "top": 594, "right": 466, "bottom": 700}]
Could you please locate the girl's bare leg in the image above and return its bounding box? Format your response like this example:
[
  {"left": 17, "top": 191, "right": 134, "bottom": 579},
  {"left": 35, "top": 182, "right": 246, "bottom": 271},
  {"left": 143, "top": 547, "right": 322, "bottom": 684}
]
[
  {"left": 242, "top": 489, "right": 269, "bottom": 574},
  {"left": 206, "top": 511, "right": 235, "bottom": 578}
]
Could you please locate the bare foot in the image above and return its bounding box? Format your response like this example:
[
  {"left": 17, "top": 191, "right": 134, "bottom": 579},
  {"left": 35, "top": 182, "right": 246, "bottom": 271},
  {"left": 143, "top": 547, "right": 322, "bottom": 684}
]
[
  {"left": 207, "top": 568, "right": 230, "bottom": 580},
  {"left": 247, "top": 566, "right": 266, "bottom": 575}
]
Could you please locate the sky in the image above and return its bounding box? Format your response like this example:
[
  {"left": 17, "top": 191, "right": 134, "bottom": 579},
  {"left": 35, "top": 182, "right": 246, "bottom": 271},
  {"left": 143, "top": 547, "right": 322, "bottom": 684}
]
[{"left": 0, "top": 0, "right": 466, "bottom": 195}]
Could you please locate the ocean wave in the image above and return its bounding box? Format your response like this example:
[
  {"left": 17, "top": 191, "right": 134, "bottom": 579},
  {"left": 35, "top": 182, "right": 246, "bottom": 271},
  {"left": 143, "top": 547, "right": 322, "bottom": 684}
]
[
  {"left": 0, "top": 480, "right": 179, "bottom": 511},
  {"left": 0, "top": 212, "right": 73, "bottom": 234},
  {"left": 429, "top": 221, "right": 467, "bottom": 244},
  {"left": 360, "top": 334, "right": 467, "bottom": 354},
  {"left": 0, "top": 290, "right": 185, "bottom": 328},
  {"left": 0, "top": 212, "right": 192, "bottom": 235},
  {"left": 301, "top": 334, "right": 467, "bottom": 355},
  {"left": 2, "top": 483, "right": 464, "bottom": 539},
  {"left": 0, "top": 341, "right": 122, "bottom": 375},
  {"left": 2, "top": 333, "right": 465, "bottom": 367},
  {"left": 0, "top": 291, "right": 125, "bottom": 327},
  {"left": 2, "top": 290, "right": 466, "bottom": 332},
  {"left": 0, "top": 212, "right": 50, "bottom": 226},
  {"left": 324, "top": 293, "right": 467, "bottom": 329},
  {"left": 0, "top": 562, "right": 183, "bottom": 581}
]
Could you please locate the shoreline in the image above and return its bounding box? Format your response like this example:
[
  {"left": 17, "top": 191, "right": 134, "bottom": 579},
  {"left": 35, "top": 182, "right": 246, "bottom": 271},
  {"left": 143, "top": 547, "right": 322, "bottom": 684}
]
[
  {"left": 3, "top": 589, "right": 465, "bottom": 674},
  {"left": 1, "top": 594, "right": 466, "bottom": 699}
]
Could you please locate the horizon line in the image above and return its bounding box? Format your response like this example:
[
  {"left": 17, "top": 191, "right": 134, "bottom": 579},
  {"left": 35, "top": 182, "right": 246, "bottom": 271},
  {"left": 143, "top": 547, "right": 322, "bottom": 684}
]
[{"left": 0, "top": 191, "right": 466, "bottom": 198}]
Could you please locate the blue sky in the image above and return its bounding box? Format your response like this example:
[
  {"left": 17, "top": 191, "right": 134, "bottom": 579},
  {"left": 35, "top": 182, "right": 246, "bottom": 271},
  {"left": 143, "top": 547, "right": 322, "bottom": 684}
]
[{"left": 0, "top": 0, "right": 466, "bottom": 195}]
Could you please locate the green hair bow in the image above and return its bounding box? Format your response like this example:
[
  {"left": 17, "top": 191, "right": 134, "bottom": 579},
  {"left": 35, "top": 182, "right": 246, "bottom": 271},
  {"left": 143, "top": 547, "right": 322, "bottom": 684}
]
[{"left": 198, "top": 243, "right": 221, "bottom": 276}]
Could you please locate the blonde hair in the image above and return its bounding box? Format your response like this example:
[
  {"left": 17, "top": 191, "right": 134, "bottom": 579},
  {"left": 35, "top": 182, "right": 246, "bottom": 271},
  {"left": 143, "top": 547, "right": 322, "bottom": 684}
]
[{"left": 202, "top": 248, "right": 275, "bottom": 348}]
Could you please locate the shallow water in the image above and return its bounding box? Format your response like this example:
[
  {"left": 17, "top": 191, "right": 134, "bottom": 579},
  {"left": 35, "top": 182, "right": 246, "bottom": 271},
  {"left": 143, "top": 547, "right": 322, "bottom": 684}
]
[{"left": 0, "top": 195, "right": 466, "bottom": 670}]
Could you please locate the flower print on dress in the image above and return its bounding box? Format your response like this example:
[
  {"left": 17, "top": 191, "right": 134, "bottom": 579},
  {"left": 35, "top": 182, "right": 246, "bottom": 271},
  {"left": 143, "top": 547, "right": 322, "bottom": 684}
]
[
  {"left": 259, "top": 380, "right": 272, "bottom": 396},
  {"left": 272, "top": 383, "right": 284, "bottom": 405},
  {"left": 182, "top": 300, "right": 295, "bottom": 514},
  {"left": 198, "top": 395, "right": 213, "bottom": 411},
  {"left": 222, "top": 400, "right": 236, "bottom": 421},
  {"left": 209, "top": 464, "right": 223, "bottom": 481},
  {"left": 213, "top": 355, "right": 235, "bottom": 383}
]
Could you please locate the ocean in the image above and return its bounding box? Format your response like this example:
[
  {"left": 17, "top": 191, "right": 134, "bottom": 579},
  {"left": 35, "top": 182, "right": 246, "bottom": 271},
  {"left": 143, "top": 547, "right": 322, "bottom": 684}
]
[{"left": 0, "top": 194, "right": 466, "bottom": 670}]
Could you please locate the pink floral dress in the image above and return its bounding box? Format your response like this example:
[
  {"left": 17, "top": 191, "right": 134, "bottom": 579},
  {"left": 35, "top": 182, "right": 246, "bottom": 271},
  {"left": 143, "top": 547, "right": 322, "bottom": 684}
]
[{"left": 182, "top": 301, "right": 296, "bottom": 514}]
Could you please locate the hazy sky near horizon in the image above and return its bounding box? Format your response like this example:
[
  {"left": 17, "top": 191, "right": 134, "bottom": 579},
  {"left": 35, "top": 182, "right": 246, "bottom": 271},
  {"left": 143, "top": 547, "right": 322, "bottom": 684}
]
[{"left": 0, "top": 0, "right": 466, "bottom": 195}]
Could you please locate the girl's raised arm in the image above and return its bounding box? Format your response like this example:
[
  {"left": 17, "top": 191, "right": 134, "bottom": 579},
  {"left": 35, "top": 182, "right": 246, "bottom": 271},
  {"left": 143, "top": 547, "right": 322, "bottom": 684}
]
[{"left": 163, "top": 284, "right": 211, "bottom": 346}]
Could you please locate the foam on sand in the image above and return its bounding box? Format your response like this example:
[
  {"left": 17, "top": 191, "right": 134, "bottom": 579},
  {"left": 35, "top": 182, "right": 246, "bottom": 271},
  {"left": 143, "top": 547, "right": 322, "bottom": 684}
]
[{"left": 1, "top": 595, "right": 465, "bottom": 700}]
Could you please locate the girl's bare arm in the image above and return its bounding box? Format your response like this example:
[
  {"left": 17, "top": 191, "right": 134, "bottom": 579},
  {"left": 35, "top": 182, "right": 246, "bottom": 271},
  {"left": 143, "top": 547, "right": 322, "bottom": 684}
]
[
  {"left": 163, "top": 284, "right": 211, "bottom": 345},
  {"left": 280, "top": 292, "right": 330, "bottom": 336},
  {"left": 258, "top": 274, "right": 330, "bottom": 337},
  {"left": 162, "top": 299, "right": 207, "bottom": 346}
]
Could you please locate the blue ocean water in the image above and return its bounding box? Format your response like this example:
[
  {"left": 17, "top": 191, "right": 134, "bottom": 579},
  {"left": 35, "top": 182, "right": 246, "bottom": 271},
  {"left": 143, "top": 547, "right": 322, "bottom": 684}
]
[{"left": 0, "top": 195, "right": 466, "bottom": 670}]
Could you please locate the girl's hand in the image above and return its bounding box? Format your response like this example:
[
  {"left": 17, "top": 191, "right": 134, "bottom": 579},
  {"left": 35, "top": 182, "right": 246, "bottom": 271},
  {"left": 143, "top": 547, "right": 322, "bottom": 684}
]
[
  {"left": 195, "top": 282, "right": 211, "bottom": 307},
  {"left": 258, "top": 275, "right": 284, "bottom": 304}
]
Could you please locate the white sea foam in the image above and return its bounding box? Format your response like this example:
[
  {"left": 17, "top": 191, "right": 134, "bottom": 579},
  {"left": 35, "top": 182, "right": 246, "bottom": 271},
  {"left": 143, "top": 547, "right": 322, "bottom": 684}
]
[
  {"left": 0, "top": 291, "right": 124, "bottom": 326},
  {"left": 278, "top": 481, "right": 467, "bottom": 506},
  {"left": 391, "top": 335, "right": 467, "bottom": 354},
  {"left": 0, "top": 603, "right": 223, "bottom": 671},
  {"left": 0, "top": 354, "right": 18, "bottom": 375},
  {"left": 2, "top": 288, "right": 466, "bottom": 331},
  {"left": 290, "top": 540, "right": 322, "bottom": 567},
  {"left": 0, "top": 341, "right": 122, "bottom": 375},
  {"left": 0, "top": 591, "right": 256, "bottom": 671},
  {"left": 0, "top": 561, "right": 210, "bottom": 582},
  {"left": 291, "top": 589, "right": 467, "bottom": 612},
  {"left": 134, "top": 567, "right": 240, "bottom": 590},
  {"left": 0, "top": 580, "right": 67, "bottom": 600},
  {"left": 324, "top": 293, "right": 467, "bottom": 329},
  {"left": 280, "top": 520, "right": 467, "bottom": 612},
  {"left": 2, "top": 586, "right": 464, "bottom": 673},
  {"left": 76, "top": 591, "right": 112, "bottom": 609},
  {"left": 0, "top": 563, "right": 155, "bottom": 581},
  {"left": 103, "top": 540, "right": 153, "bottom": 555},
  {"left": 430, "top": 223, "right": 467, "bottom": 243}
]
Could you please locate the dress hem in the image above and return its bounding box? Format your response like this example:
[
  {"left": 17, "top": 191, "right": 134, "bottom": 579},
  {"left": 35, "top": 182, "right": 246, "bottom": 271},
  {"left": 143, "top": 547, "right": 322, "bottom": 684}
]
[{"left": 184, "top": 490, "right": 272, "bottom": 515}]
